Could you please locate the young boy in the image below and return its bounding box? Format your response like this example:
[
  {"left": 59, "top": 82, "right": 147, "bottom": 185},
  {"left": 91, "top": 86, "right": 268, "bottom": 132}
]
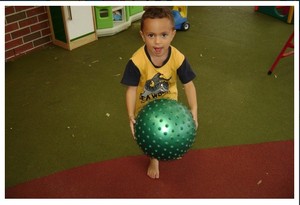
[{"left": 121, "top": 7, "right": 198, "bottom": 179}]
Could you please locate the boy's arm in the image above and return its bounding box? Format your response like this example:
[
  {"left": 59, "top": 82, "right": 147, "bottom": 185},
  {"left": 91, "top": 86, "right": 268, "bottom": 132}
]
[
  {"left": 126, "top": 86, "right": 138, "bottom": 139},
  {"left": 183, "top": 81, "right": 198, "bottom": 129}
]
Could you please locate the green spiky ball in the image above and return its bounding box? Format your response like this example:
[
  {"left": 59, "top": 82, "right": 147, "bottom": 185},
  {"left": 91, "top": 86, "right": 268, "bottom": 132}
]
[{"left": 134, "top": 99, "right": 196, "bottom": 160}]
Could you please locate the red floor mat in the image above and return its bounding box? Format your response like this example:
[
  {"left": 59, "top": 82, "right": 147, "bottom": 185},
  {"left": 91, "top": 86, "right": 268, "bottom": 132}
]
[{"left": 6, "top": 140, "right": 294, "bottom": 198}]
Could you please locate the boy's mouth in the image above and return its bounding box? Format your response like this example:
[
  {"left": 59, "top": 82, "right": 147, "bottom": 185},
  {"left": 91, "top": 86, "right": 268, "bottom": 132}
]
[{"left": 154, "top": 47, "right": 163, "bottom": 54}]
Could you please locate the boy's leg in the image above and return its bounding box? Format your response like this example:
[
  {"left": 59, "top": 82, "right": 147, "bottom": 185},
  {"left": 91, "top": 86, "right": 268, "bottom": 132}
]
[{"left": 147, "top": 158, "right": 159, "bottom": 179}]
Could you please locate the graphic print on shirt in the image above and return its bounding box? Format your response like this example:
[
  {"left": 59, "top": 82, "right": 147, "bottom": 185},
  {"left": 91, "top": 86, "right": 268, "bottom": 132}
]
[{"left": 140, "top": 73, "right": 171, "bottom": 103}]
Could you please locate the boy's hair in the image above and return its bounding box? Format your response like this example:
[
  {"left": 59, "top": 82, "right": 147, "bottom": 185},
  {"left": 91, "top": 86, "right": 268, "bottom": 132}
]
[{"left": 141, "top": 7, "right": 175, "bottom": 31}]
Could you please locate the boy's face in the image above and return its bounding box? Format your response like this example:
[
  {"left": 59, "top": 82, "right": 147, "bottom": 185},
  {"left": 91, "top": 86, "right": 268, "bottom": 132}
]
[{"left": 140, "top": 18, "right": 176, "bottom": 58}]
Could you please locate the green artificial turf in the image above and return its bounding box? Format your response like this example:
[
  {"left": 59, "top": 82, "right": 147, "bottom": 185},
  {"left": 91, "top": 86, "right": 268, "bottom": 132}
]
[{"left": 5, "top": 6, "right": 294, "bottom": 188}]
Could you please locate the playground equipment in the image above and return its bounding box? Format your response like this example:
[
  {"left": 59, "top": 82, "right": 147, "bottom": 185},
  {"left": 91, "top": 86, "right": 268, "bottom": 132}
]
[
  {"left": 94, "top": 6, "right": 144, "bottom": 37},
  {"left": 267, "top": 32, "right": 294, "bottom": 75},
  {"left": 172, "top": 6, "right": 190, "bottom": 31},
  {"left": 47, "top": 6, "right": 97, "bottom": 50},
  {"left": 255, "top": 6, "right": 294, "bottom": 24}
]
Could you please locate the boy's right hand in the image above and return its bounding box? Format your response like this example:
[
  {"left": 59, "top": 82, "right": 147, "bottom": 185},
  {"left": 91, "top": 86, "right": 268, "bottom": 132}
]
[{"left": 129, "top": 116, "right": 136, "bottom": 140}]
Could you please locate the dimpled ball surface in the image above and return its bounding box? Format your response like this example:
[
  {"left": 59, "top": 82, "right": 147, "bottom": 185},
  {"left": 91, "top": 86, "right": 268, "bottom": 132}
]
[{"left": 134, "top": 98, "right": 196, "bottom": 160}]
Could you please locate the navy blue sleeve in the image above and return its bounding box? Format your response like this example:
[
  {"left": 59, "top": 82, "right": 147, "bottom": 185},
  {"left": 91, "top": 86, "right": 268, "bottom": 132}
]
[
  {"left": 177, "top": 58, "right": 196, "bottom": 84},
  {"left": 121, "top": 60, "right": 141, "bottom": 86}
]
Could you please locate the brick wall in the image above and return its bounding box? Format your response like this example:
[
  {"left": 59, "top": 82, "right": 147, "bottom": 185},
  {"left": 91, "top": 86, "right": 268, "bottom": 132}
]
[{"left": 5, "top": 6, "right": 52, "bottom": 61}]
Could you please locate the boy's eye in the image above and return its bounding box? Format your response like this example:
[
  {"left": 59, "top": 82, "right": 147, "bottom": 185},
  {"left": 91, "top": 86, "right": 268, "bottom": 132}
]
[
  {"left": 147, "top": 34, "right": 155, "bottom": 38},
  {"left": 161, "top": 33, "right": 168, "bottom": 38}
]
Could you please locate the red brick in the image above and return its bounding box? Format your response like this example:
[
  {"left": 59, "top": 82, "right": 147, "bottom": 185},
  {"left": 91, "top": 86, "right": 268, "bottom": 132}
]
[
  {"left": 33, "top": 36, "right": 51, "bottom": 47},
  {"left": 19, "top": 16, "right": 38, "bottom": 28},
  {"left": 14, "top": 42, "right": 34, "bottom": 55},
  {"left": 5, "top": 34, "right": 12, "bottom": 42},
  {"left": 30, "top": 21, "right": 49, "bottom": 32},
  {"left": 5, "top": 49, "right": 16, "bottom": 60},
  {"left": 38, "top": 13, "right": 48, "bottom": 22},
  {"left": 23, "top": 31, "right": 41, "bottom": 43},
  {"left": 5, "top": 38, "right": 23, "bottom": 50},
  {"left": 26, "top": 7, "right": 45, "bottom": 17},
  {"left": 34, "top": 42, "right": 52, "bottom": 51},
  {"left": 6, "top": 11, "right": 26, "bottom": 24},
  {"left": 15, "top": 6, "right": 35, "bottom": 12},
  {"left": 5, "top": 6, "right": 15, "bottom": 15},
  {"left": 41, "top": 28, "right": 51, "bottom": 36},
  {"left": 11, "top": 27, "right": 30, "bottom": 39},
  {"left": 5, "top": 22, "right": 19, "bottom": 33}
]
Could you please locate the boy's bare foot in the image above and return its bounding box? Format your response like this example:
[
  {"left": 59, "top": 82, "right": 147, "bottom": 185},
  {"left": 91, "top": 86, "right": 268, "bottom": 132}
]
[{"left": 147, "top": 158, "right": 159, "bottom": 179}]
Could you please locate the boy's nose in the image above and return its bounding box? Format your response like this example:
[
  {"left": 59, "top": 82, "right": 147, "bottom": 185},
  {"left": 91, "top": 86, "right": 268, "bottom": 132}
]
[{"left": 154, "top": 36, "right": 161, "bottom": 44}]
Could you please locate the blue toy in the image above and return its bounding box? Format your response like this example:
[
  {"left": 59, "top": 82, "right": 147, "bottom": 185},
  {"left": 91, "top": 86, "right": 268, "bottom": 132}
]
[
  {"left": 113, "top": 11, "right": 122, "bottom": 21},
  {"left": 172, "top": 6, "right": 190, "bottom": 31}
]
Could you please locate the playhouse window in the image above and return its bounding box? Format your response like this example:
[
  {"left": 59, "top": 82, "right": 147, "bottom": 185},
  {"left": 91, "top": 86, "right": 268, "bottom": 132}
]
[{"left": 99, "top": 9, "right": 109, "bottom": 18}]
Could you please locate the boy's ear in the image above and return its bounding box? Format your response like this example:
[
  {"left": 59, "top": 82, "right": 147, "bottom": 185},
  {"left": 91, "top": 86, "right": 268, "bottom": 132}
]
[
  {"left": 173, "top": 29, "right": 176, "bottom": 35},
  {"left": 171, "top": 29, "right": 176, "bottom": 39},
  {"left": 140, "top": 31, "right": 145, "bottom": 42}
]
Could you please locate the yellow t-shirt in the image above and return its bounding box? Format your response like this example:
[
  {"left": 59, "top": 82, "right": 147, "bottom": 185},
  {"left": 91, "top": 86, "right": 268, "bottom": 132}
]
[{"left": 131, "top": 45, "right": 185, "bottom": 114}]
